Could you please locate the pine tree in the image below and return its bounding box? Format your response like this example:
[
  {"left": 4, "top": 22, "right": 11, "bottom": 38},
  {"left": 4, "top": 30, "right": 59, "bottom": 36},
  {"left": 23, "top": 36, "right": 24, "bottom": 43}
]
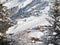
[
  {"left": 48, "top": 0, "right": 60, "bottom": 45},
  {"left": 50, "top": 0, "right": 60, "bottom": 31},
  {"left": 0, "top": 4, "right": 11, "bottom": 34},
  {"left": 0, "top": 3, "right": 12, "bottom": 45},
  {"left": 52, "top": 0, "right": 60, "bottom": 34},
  {"left": 53, "top": 0, "right": 59, "bottom": 30}
]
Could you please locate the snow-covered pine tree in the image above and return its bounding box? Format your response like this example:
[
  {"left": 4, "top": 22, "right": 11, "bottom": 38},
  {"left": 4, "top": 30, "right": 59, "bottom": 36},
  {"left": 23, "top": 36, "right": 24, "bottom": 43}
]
[
  {"left": 50, "top": 0, "right": 60, "bottom": 31},
  {"left": 53, "top": 0, "right": 59, "bottom": 30},
  {"left": 0, "top": 3, "right": 13, "bottom": 45},
  {"left": 0, "top": 4, "right": 11, "bottom": 34},
  {"left": 47, "top": 0, "right": 60, "bottom": 45},
  {"left": 52, "top": 0, "right": 60, "bottom": 34}
]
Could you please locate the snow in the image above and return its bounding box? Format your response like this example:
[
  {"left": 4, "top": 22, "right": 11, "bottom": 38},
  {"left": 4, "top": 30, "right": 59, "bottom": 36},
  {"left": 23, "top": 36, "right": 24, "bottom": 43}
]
[
  {"left": 3, "top": 0, "right": 20, "bottom": 9},
  {"left": 0, "top": 19, "right": 3, "bottom": 21},
  {"left": 28, "top": 29, "right": 52, "bottom": 39},
  {"left": 53, "top": 32, "right": 57, "bottom": 35},
  {"left": 3, "top": 0, "right": 33, "bottom": 17},
  {"left": 41, "top": 6, "right": 50, "bottom": 15},
  {"left": 19, "top": 0, "right": 32, "bottom": 8},
  {"left": 26, "top": 3, "right": 40, "bottom": 12},
  {"left": 0, "top": 33, "right": 2, "bottom": 36},
  {"left": 6, "top": 15, "right": 53, "bottom": 34},
  {"left": 3, "top": 0, "right": 32, "bottom": 9},
  {"left": 6, "top": 1, "right": 54, "bottom": 35},
  {"left": 49, "top": 44, "right": 54, "bottom": 45},
  {"left": 2, "top": 0, "right": 55, "bottom": 45},
  {"left": 28, "top": 31, "right": 44, "bottom": 38},
  {"left": 5, "top": 0, "right": 53, "bottom": 36},
  {"left": 0, "top": 0, "right": 6, "bottom": 4}
]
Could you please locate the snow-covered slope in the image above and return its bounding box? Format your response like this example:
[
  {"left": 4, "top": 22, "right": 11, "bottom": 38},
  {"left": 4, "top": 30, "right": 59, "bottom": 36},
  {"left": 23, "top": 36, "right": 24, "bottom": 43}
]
[
  {"left": 6, "top": 14, "right": 53, "bottom": 34},
  {"left": 10, "top": 1, "right": 49, "bottom": 19},
  {"left": 5, "top": 0, "right": 54, "bottom": 35},
  {"left": 7, "top": 19, "right": 52, "bottom": 34},
  {"left": 3, "top": 0, "right": 33, "bottom": 17},
  {"left": 3, "top": 0, "right": 50, "bottom": 18},
  {"left": 2, "top": 0, "right": 56, "bottom": 45}
]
